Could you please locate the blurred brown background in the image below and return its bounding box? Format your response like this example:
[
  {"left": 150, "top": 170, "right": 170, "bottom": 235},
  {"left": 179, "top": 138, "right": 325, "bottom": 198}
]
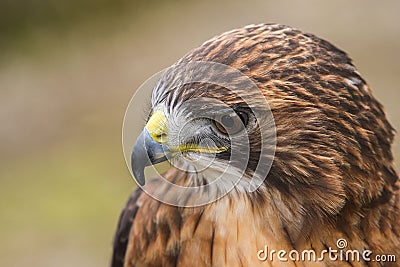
[{"left": 0, "top": 0, "right": 399, "bottom": 266}]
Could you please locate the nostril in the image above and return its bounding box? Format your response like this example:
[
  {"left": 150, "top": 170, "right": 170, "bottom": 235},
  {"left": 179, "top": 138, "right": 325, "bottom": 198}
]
[{"left": 154, "top": 133, "right": 168, "bottom": 142}]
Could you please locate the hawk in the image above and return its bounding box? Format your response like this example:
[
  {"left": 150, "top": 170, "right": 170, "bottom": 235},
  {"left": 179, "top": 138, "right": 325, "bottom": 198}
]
[{"left": 111, "top": 24, "right": 399, "bottom": 267}]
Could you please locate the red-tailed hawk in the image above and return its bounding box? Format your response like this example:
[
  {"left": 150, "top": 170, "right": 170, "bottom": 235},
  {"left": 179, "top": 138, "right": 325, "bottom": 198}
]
[{"left": 111, "top": 24, "right": 399, "bottom": 267}]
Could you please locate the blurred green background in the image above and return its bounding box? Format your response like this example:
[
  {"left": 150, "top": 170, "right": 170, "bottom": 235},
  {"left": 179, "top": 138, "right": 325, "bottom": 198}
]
[{"left": 0, "top": 0, "right": 399, "bottom": 266}]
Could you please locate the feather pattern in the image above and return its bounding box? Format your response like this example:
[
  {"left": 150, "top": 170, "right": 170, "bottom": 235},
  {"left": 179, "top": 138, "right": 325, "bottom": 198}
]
[{"left": 112, "top": 24, "right": 400, "bottom": 267}]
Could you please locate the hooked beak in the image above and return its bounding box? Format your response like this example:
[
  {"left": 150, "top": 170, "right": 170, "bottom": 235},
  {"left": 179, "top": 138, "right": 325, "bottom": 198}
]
[
  {"left": 131, "top": 129, "right": 170, "bottom": 186},
  {"left": 130, "top": 109, "right": 227, "bottom": 186}
]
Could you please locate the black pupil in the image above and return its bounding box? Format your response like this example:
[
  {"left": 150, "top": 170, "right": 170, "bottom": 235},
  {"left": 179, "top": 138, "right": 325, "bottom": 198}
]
[{"left": 237, "top": 111, "right": 248, "bottom": 125}]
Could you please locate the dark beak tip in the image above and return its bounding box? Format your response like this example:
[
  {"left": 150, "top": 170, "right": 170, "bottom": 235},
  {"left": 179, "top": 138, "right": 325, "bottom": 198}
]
[
  {"left": 131, "top": 156, "right": 146, "bottom": 186},
  {"left": 131, "top": 130, "right": 149, "bottom": 187},
  {"left": 131, "top": 128, "right": 169, "bottom": 187},
  {"left": 136, "top": 178, "right": 145, "bottom": 187},
  {"left": 134, "top": 170, "right": 146, "bottom": 186}
]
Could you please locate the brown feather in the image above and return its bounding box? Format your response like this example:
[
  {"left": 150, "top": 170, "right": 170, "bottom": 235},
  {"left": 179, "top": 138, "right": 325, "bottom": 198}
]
[{"left": 112, "top": 24, "right": 400, "bottom": 267}]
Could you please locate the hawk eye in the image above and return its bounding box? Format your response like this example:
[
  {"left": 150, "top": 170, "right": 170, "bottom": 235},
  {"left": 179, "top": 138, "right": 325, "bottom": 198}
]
[{"left": 213, "top": 111, "right": 249, "bottom": 135}]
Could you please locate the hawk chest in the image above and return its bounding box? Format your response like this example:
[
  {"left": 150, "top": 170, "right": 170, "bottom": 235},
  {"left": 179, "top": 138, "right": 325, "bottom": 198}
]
[{"left": 126, "top": 193, "right": 306, "bottom": 267}]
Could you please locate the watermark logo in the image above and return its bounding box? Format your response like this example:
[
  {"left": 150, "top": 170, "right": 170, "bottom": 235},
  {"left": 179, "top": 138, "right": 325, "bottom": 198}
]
[
  {"left": 257, "top": 238, "right": 397, "bottom": 263},
  {"left": 336, "top": 238, "right": 347, "bottom": 249}
]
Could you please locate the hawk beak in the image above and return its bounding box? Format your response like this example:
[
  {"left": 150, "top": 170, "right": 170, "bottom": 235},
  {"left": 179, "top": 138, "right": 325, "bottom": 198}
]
[
  {"left": 131, "top": 129, "right": 170, "bottom": 186},
  {"left": 131, "top": 110, "right": 170, "bottom": 186}
]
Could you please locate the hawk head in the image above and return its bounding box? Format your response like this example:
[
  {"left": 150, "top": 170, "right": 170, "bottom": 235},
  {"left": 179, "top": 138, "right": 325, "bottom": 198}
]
[{"left": 130, "top": 24, "right": 398, "bottom": 235}]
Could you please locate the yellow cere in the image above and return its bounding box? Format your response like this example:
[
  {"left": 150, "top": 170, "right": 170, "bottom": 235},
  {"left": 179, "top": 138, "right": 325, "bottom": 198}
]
[{"left": 145, "top": 110, "right": 168, "bottom": 143}]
